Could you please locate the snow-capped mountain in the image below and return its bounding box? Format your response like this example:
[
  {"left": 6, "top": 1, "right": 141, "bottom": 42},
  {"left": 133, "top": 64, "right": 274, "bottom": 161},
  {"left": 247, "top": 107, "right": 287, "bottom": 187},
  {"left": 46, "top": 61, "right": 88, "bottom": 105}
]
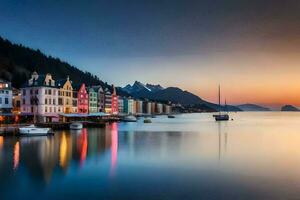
[
  {"left": 122, "top": 81, "right": 242, "bottom": 111},
  {"left": 123, "top": 81, "right": 163, "bottom": 94},
  {"left": 145, "top": 83, "right": 164, "bottom": 92}
]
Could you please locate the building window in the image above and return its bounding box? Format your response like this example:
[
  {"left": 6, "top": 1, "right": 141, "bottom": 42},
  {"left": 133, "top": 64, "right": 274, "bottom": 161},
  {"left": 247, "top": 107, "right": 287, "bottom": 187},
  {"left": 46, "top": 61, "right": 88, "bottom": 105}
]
[
  {"left": 53, "top": 99, "right": 56, "bottom": 105},
  {"left": 45, "top": 99, "right": 48, "bottom": 105},
  {"left": 0, "top": 97, "right": 2, "bottom": 104},
  {"left": 22, "top": 89, "right": 26, "bottom": 95},
  {"left": 35, "top": 90, "right": 38, "bottom": 94},
  {"left": 58, "top": 98, "right": 63, "bottom": 105},
  {"left": 5, "top": 98, "right": 8, "bottom": 104},
  {"left": 22, "top": 99, "right": 25, "bottom": 105},
  {"left": 45, "top": 107, "right": 48, "bottom": 113},
  {"left": 45, "top": 90, "right": 47, "bottom": 95},
  {"left": 30, "top": 89, "right": 33, "bottom": 95},
  {"left": 48, "top": 89, "right": 52, "bottom": 95}
]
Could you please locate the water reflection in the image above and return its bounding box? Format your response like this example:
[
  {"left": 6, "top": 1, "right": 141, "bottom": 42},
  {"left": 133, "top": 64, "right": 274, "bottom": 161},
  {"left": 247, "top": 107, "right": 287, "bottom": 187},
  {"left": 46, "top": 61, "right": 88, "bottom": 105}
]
[
  {"left": 110, "top": 122, "right": 118, "bottom": 176},
  {"left": 0, "top": 123, "right": 119, "bottom": 185},
  {"left": 1, "top": 113, "right": 300, "bottom": 199},
  {"left": 217, "top": 122, "right": 228, "bottom": 161},
  {"left": 13, "top": 141, "right": 19, "bottom": 170}
]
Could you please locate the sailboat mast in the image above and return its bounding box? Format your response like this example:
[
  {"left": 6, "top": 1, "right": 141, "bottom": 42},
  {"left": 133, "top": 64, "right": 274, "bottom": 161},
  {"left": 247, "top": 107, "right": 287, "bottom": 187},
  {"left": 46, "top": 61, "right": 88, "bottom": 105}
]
[{"left": 218, "top": 84, "right": 221, "bottom": 113}]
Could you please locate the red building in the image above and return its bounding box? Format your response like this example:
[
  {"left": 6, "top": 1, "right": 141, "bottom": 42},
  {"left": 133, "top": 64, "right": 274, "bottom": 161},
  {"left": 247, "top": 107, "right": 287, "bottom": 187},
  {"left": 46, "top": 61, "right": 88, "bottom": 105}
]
[
  {"left": 111, "top": 85, "right": 118, "bottom": 114},
  {"left": 75, "top": 83, "right": 88, "bottom": 114}
]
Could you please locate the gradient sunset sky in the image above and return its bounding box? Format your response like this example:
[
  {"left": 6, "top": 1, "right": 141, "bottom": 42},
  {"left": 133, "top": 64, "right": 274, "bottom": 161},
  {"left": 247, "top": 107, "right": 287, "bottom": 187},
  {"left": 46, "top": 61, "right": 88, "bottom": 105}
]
[{"left": 0, "top": 0, "right": 299, "bottom": 108}]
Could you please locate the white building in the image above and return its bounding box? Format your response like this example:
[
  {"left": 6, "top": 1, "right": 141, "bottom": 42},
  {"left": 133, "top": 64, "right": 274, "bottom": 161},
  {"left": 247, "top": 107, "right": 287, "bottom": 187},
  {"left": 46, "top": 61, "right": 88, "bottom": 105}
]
[
  {"left": 21, "top": 72, "right": 59, "bottom": 122},
  {"left": 145, "top": 102, "right": 152, "bottom": 114},
  {"left": 0, "top": 79, "right": 13, "bottom": 113},
  {"left": 163, "top": 104, "right": 172, "bottom": 114},
  {"left": 156, "top": 103, "right": 163, "bottom": 114}
]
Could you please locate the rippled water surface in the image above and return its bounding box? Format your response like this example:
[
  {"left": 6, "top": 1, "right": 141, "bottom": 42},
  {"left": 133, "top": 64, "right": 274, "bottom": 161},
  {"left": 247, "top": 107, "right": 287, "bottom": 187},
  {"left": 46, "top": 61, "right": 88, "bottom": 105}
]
[{"left": 1, "top": 112, "right": 300, "bottom": 199}]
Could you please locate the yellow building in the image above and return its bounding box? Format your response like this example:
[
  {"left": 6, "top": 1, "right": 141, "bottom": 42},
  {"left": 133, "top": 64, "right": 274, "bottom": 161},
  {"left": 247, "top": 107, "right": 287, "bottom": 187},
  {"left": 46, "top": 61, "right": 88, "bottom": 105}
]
[{"left": 56, "top": 77, "right": 73, "bottom": 113}]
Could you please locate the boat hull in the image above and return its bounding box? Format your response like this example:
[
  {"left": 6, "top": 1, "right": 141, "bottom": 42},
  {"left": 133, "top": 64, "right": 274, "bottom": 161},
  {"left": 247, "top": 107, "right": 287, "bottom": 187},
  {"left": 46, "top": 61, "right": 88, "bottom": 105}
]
[
  {"left": 19, "top": 127, "right": 52, "bottom": 136},
  {"left": 70, "top": 123, "right": 83, "bottom": 130},
  {"left": 122, "top": 116, "right": 137, "bottom": 122},
  {"left": 214, "top": 114, "right": 229, "bottom": 121}
]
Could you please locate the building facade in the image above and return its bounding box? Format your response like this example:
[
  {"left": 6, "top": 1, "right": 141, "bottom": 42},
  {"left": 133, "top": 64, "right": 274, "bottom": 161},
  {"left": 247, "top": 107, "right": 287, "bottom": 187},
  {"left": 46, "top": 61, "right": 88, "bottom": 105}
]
[
  {"left": 12, "top": 88, "right": 21, "bottom": 114},
  {"left": 75, "top": 83, "right": 88, "bottom": 114},
  {"left": 57, "top": 77, "right": 73, "bottom": 114},
  {"left": 135, "top": 100, "right": 143, "bottom": 114},
  {"left": 104, "top": 88, "right": 112, "bottom": 113},
  {"left": 111, "top": 85, "right": 118, "bottom": 114},
  {"left": 156, "top": 103, "right": 163, "bottom": 114},
  {"left": 144, "top": 101, "right": 152, "bottom": 114},
  {"left": 163, "top": 104, "right": 172, "bottom": 114},
  {"left": 92, "top": 86, "right": 105, "bottom": 112},
  {"left": 88, "top": 87, "right": 98, "bottom": 113},
  {"left": 118, "top": 97, "right": 124, "bottom": 114},
  {"left": 21, "top": 72, "right": 59, "bottom": 122},
  {"left": 0, "top": 79, "right": 13, "bottom": 113},
  {"left": 151, "top": 102, "right": 156, "bottom": 114},
  {"left": 123, "top": 98, "right": 135, "bottom": 114}
]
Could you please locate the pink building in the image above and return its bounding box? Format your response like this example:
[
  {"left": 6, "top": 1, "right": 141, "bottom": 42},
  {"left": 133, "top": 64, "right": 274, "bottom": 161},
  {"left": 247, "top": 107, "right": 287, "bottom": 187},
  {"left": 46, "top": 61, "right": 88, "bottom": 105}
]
[
  {"left": 111, "top": 85, "right": 118, "bottom": 114},
  {"left": 75, "top": 83, "right": 88, "bottom": 114}
]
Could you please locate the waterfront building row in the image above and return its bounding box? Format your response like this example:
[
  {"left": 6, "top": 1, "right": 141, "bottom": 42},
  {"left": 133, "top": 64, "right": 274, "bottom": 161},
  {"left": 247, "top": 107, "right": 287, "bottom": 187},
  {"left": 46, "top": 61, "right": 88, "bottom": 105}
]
[
  {"left": 20, "top": 72, "right": 118, "bottom": 122},
  {"left": 0, "top": 72, "right": 172, "bottom": 123},
  {"left": 119, "top": 97, "right": 171, "bottom": 115}
]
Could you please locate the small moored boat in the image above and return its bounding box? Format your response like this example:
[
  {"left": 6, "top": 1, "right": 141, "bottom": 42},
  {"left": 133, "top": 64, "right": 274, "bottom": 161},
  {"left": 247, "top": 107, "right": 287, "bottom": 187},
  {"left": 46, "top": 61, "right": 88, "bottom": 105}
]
[
  {"left": 144, "top": 118, "right": 152, "bottom": 123},
  {"left": 122, "top": 115, "right": 137, "bottom": 122},
  {"left": 70, "top": 122, "right": 83, "bottom": 130},
  {"left": 213, "top": 85, "right": 230, "bottom": 121},
  {"left": 168, "top": 115, "right": 175, "bottom": 118},
  {"left": 213, "top": 114, "right": 229, "bottom": 121},
  {"left": 19, "top": 125, "right": 53, "bottom": 136}
]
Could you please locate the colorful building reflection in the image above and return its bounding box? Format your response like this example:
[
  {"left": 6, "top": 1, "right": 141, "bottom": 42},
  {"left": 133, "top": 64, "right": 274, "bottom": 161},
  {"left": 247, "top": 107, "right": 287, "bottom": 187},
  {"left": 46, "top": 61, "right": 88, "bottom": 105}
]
[
  {"left": 77, "top": 129, "right": 88, "bottom": 166},
  {"left": 13, "top": 141, "right": 20, "bottom": 170},
  {"left": 110, "top": 122, "right": 118, "bottom": 176},
  {"left": 0, "top": 136, "right": 3, "bottom": 151},
  {"left": 59, "top": 132, "right": 72, "bottom": 170}
]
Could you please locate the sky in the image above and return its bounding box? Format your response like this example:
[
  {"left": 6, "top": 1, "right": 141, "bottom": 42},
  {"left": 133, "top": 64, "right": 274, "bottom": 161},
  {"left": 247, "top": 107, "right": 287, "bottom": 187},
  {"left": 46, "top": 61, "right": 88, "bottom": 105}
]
[{"left": 0, "top": 0, "right": 299, "bottom": 108}]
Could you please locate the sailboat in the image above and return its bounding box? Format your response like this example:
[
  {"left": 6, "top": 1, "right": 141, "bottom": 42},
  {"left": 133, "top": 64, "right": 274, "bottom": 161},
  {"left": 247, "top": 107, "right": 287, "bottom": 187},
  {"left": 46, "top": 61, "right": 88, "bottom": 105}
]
[{"left": 213, "top": 85, "right": 229, "bottom": 121}]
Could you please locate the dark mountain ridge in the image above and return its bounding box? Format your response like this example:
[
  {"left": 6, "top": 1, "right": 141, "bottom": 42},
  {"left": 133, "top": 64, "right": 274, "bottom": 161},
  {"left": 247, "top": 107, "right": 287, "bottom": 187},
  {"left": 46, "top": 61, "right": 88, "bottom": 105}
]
[
  {"left": 123, "top": 82, "right": 241, "bottom": 111},
  {"left": 281, "top": 105, "right": 299, "bottom": 111},
  {"left": 237, "top": 104, "right": 271, "bottom": 111}
]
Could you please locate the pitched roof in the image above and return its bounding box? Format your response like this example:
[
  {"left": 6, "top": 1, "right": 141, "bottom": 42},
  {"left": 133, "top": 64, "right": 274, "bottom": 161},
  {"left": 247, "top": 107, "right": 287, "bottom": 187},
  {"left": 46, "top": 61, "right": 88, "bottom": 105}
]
[{"left": 22, "top": 74, "right": 56, "bottom": 88}]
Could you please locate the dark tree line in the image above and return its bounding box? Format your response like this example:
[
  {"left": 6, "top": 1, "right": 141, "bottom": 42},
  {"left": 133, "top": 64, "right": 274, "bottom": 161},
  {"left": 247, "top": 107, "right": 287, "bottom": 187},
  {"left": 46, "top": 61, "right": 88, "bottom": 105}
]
[{"left": 0, "top": 36, "right": 103, "bottom": 88}]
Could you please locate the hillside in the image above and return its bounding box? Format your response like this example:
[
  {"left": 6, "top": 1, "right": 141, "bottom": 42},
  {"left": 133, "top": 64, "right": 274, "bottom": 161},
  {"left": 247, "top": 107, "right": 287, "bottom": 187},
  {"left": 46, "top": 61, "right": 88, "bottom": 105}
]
[
  {"left": 281, "top": 105, "right": 299, "bottom": 111},
  {"left": 0, "top": 36, "right": 129, "bottom": 96},
  {"left": 237, "top": 104, "right": 271, "bottom": 111}
]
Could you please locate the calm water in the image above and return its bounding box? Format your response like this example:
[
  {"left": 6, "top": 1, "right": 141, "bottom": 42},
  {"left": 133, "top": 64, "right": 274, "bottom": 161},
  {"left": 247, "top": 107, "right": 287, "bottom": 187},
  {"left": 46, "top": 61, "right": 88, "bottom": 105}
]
[{"left": 1, "top": 112, "right": 300, "bottom": 199}]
